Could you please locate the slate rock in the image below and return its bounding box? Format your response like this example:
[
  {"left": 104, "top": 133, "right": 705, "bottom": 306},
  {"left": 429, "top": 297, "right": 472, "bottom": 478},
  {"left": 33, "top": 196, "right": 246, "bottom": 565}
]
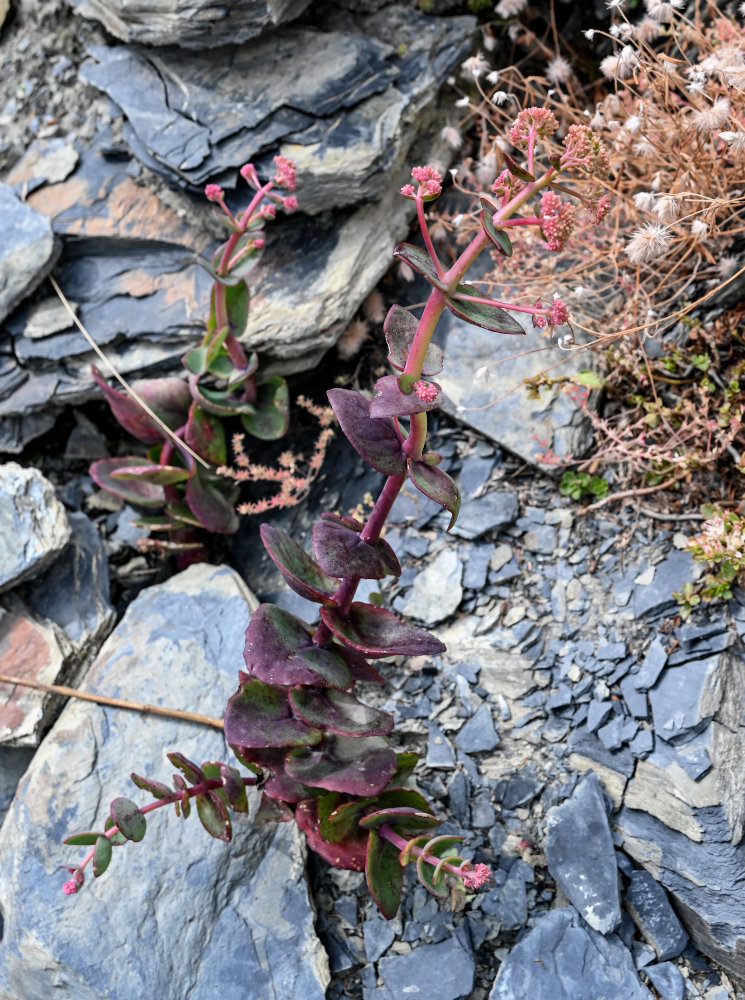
[
  {"left": 402, "top": 547, "right": 463, "bottom": 626},
  {"left": 454, "top": 702, "right": 499, "bottom": 754},
  {"left": 447, "top": 768, "right": 471, "bottom": 826},
  {"left": 644, "top": 962, "right": 685, "bottom": 1000},
  {"left": 624, "top": 871, "right": 688, "bottom": 961},
  {"left": 598, "top": 714, "right": 626, "bottom": 751},
  {"left": 364, "top": 912, "right": 396, "bottom": 964},
  {"left": 23, "top": 511, "right": 114, "bottom": 657},
  {"left": 545, "top": 773, "right": 622, "bottom": 933},
  {"left": 633, "top": 551, "right": 699, "bottom": 619},
  {"left": 0, "top": 463, "right": 71, "bottom": 592},
  {"left": 0, "top": 182, "right": 59, "bottom": 324},
  {"left": 426, "top": 721, "right": 456, "bottom": 768},
  {"left": 488, "top": 906, "right": 653, "bottom": 1000},
  {"left": 480, "top": 865, "right": 528, "bottom": 928},
  {"left": 521, "top": 525, "right": 558, "bottom": 555},
  {"left": 634, "top": 638, "right": 669, "bottom": 691},
  {"left": 67, "top": 0, "right": 313, "bottom": 48},
  {"left": 0, "top": 564, "right": 330, "bottom": 1000},
  {"left": 649, "top": 654, "right": 723, "bottom": 745},
  {"left": 449, "top": 490, "right": 518, "bottom": 540},
  {"left": 620, "top": 675, "right": 649, "bottom": 719},
  {"left": 378, "top": 934, "right": 475, "bottom": 1000},
  {"left": 586, "top": 699, "right": 613, "bottom": 733},
  {"left": 494, "top": 772, "right": 544, "bottom": 810},
  {"left": 0, "top": 746, "right": 35, "bottom": 825}
]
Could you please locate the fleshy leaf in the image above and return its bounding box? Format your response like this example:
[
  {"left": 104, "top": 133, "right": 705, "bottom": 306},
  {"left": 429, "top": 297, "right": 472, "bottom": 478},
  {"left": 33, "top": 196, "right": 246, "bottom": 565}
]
[
  {"left": 386, "top": 752, "right": 420, "bottom": 788},
  {"left": 359, "top": 807, "right": 440, "bottom": 832},
  {"left": 130, "top": 773, "right": 172, "bottom": 800},
  {"left": 110, "top": 464, "right": 190, "bottom": 486},
  {"left": 295, "top": 798, "right": 369, "bottom": 871},
  {"left": 393, "top": 243, "right": 448, "bottom": 291},
  {"left": 63, "top": 832, "right": 105, "bottom": 846},
  {"left": 224, "top": 677, "right": 323, "bottom": 748},
  {"left": 407, "top": 460, "right": 461, "bottom": 531},
  {"left": 446, "top": 284, "right": 526, "bottom": 335},
  {"left": 188, "top": 377, "right": 258, "bottom": 418},
  {"left": 224, "top": 280, "right": 250, "bottom": 337},
  {"left": 318, "top": 793, "right": 368, "bottom": 843},
  {"left": 104, "top": 815, "right": 127, "bottom": 847},
  {"left": 92, "top": 835, "right": 113, "bottom": 877},
  {"left": 185, "top": 403, "right": 227, "bottom": 466},
  {"left": 480, "top": 198, "right": 513, "bottom": 256},
  {"left": 243, "top": 604, "right": 352, "bottom": 688},
  {"left": 220, "top": 763, "right": 248, "bottom": 813},
  {"left": 502, "top": 150, "right": 536, "bottom": 182},
  {"left": 366, "top": 828, "right": 404, "bottom": 919},
  {"left": 196, "top": 792, "right": 232, "bottom": 841},
  {"left": 260, "top": 524, "right": 339, "bottom": 605},
  {"left": 320, "top": 603, "right": 446, "bottom": 658},
  {"left": 285, "top": 735, "right": 397, "bottom": 795},
  {"left": 184, "top": 466, "right": 239, "bottom": 534},
  {"left": 383, "top": 305, "right": 443, "bottom": 376},
  {"left": 312, "top": 520, "right": 400, "bottom": 580},
  {"left": 90, "top": 457, "right": 165, "bottom": 507},
  {"left": 92, "top": 367, "right": 191, "bottom": 444},
  {"left": 335, "top": 643, "right": 385, "bottom": 686},
  {"left": 398, "top": 834, "right": 430, "bottom": 866},
  {"left": 110, "top": 797, "right": 147, "bottom": 843},
  {"left": 167, "top": 752, "right": 204, "bottom": 784},
  {"left": 374, "top": 787, "right": 433, "bottom": 814},
  {"left": 327, "top": 388, "right": 406, "bottom": 476},
  {"left": 241, "top": 376, "right": 289, "bottom": 440},
  {"left": 369, "top": 375, "right": 443, "bottom": 419},
  {"left": 289, "top": 686, "right": 394, "bottom": 737},
  {"left": 235, "top": 747, "right": 312, "bottom": 803},
  {"left": 255, "top": 791, "right": 293, "bottom": 825}
]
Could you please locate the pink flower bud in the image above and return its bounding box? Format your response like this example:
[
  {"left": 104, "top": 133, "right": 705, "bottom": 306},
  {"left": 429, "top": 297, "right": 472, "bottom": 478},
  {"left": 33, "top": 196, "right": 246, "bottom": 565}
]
[
  {"left": 204, "top": 183, "right": 224, "bottom": 203},
  {"left": 273, "top": 155, "right": 297, "bottom": 191},
  {"left": 414, "top": 380, "right": 438, "bottom": 403},
  {"left": 240, "top": 163, "right": 260, "bottom": 187},
  {"left": 283, "top": 195, "right": 298, "bottom": 212}
]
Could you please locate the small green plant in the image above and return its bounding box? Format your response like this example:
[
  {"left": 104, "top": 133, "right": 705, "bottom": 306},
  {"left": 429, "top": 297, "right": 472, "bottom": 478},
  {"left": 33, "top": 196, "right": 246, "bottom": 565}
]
[
  {"left": 559, "top": 470, "right": 609, "bottom": 501},
  {"left": 679, "top": 505, "right": 745, "bottom": 613}
]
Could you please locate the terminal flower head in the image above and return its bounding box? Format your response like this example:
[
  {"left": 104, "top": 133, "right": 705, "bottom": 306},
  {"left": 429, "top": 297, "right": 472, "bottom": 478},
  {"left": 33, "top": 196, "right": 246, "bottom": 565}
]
[
  {"left": 540, "top": 189, "right": 576, "bottom": 251},
  {"left": 414, "top": 380, "right": 439, "bottom": 403},
  {"left": 561, "top": 125, "right": 610, "bottom": 177},
  {"left": 205, "top": 183, "right": 225, "bottom": 203},
  {"left": 460, "top": 862, "right": 492, "bottom": 889},
  {"left": 509, "top": 107, "right": 559, "bottom": 147},
  {"left": 273, "top": 155, "right": 297, "bottom": 191},
  {"left": 400, "top": 165, "right": 443, "bottom": 201}
]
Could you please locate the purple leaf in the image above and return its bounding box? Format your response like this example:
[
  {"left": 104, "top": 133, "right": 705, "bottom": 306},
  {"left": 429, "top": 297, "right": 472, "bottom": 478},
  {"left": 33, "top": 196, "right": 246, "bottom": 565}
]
[
  {"left": 90, "top": 457, "right": 165, "bottom": 507},
  {"left": 358, "top": 806, "right": 440, "bottom": 832},
  {"left": 384, "top": 305, "right": 443, "bottom": 376},
  {"left": 185, "top": 402, "right": 227, "bottom": 466},
  {"left": 92, "top": 367, "right": 191, "bottom": 444},
  {"left": 219, "top": 764, "right": 248, "bottom": 813},
  {"left": 233, "top": 746, "right": 312, "bottom": 802},
  {"left": 295, "top": 798, "right": 369, "bottom": 871},
  {"left": 446, "top": 284, "right": 526, "bottom": 335},
  {"left": 130, "top": 773, "right": 172, "bottom": 800},
  {"left": 407, "top": 460, "right": 461, "bottom": 531},
  {"left": 110, "top": 464, "right": 190, "bottom": 486},
  {"left": 224, "top": 677, "right": 323, "bottom": 748},
  {"left": 327, "top": 389, "right": 406, "bottom": 477},
  {"left": 480, "top": 198, "right": 513, "bottom": 256},
  {"left": 289, "top": 686, "right": 394, "bottom": 737},
  {"left": 254, "top": 792, "right": 294, "bottom": 825},
  {"left": 184, "top": 467, "right": 239, "bottom": 534},
  {"left": 369, "top": 375, "right": 443, "bottom": 419},
  {"left": 260, "top": 523, "right": 339, "bottom": 605},
  {"left": 320, "top": 603, "right": 446, "bottom": 658},
  {"left": 285, "top": 735, "right": 397, "bottom": 796},
  {"left": 243, "top": 604, "right": 352, "bottom": 688},
  {"left": 393, "top": 243, "right": 448, "bottom": 291},
  {"left": 312, "top": 520, "right": 400, "bottom": 580},
  {"left": 366, "top": 828, "right": 404, "bottom": 919},
  {"left": 334, "top": 643, "right": 385, "bottom": 686}
]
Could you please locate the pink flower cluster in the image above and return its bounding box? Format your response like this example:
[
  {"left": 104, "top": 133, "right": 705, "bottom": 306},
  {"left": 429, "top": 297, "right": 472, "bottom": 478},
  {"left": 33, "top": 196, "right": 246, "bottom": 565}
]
[
  {"left": 593, "top": 192, "right": 612, "bottom": 224},
  {"left": 460, "top": 862, "right": 491, "bottom": 889},
  {"left": 205, "top": 183, "right": 224, "bottom": 203},
  {"left": 533, "top": 297, "right": 570, "bottom": 328},
  {"left": 561, "top": 125, "right": 610, "bottom": 177},
  {"left": 491, "top": 168, "right": 524, "bottom": 206},
  {"left": 540, "top": 190, "right": 576, "bottom": 251},
  {"left": 509, "top": 107, "right": 559, "bottom": 147},
  {"left": 273, "top": 155, "right": 297, "bottom": 191},
  {"left": 691, "top": 514, "right": 745, "bottom": 562},
  {"left": 414, "top": 380, "right": 439, "bottom": 403},
  {"left": 61, "top": 867, "right": 84, "bottom": 894},
  {"left": 400, "top": 165, "right": 443, "bottom": 200}
]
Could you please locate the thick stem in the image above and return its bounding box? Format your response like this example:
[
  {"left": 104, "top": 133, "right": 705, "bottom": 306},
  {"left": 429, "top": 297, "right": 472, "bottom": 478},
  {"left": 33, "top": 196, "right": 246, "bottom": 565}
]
[{"left": 378, "top": 823, "right": 465, "bottom": 879}]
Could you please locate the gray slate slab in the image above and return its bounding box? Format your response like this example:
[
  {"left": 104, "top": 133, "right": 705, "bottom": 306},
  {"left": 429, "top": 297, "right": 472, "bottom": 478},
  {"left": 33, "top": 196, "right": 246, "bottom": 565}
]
[
  {"left": 378, "top": 933, "right": 475, "bottom": 1000},
  {"left": 633, "top": 551, "right": 697, "bottom": 619},
  {"left": 545, "top": 773, "right": 622, "bottom": 933},
  {"left": 0, "top": 462, "right": 71, "bottom": 592},
  {"left": 649, "top": 654, "right": 723, "bottom": 745},
  {"left": 402, "top": 547, "right": 462, "bottom": 625},
  {"left": 488, "top": 907, "right": 653, "bottom": 1000},
  {"left": 644, "top": 962, "right": 685, "bottom": 1000},
  {"left": 449, "top": 490, "right": 518, "bottom": 540},
  {"left": 624, "top": 870, "right": 688, "bottom": 960},
  {"left": 454, "top": 702, "right": 499, "bottom": 753},
  {"left": 0, "top": 182, "right": 59, "bottom": 324},
  {"left": 0, "top": 564, "right": 330, "bottom": 1000},
  {"left": 634, "top": 638, "right": 668, "bottom": 691}
]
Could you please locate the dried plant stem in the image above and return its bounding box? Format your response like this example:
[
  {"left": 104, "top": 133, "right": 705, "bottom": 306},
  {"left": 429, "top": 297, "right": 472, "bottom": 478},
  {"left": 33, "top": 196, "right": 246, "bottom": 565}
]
[
  {"left": 0, "top": 672, "right": 223, "bottom": 729},
  {"left": 48, "top": 275, "right": 210, "bottom": 470},
  {"left": 580, "top": 474, "right": 685, "bottom": 512}
]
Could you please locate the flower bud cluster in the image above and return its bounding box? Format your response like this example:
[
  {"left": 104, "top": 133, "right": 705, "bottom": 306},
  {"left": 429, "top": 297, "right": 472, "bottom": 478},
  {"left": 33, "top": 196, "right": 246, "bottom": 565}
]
[
  {"left": 400, "top": 165, "right": 443, "bottom": 201},
  {"left": 509, "top": 107, "right": 559, "bottom": 147},
  {"left": 491, "top": 168, "right": 525, "bottom": 206},
  {"left": 561, "top": 125, "right": 610, "bottom": 177},
  {"left": 540, "top": 190, "right": 576, "bottom": 251}
]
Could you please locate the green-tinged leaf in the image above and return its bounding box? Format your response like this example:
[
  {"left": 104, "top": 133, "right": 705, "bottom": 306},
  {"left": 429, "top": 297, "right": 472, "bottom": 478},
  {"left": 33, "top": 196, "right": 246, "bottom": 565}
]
[
  {"left": 185, "top": 466, "right": 239, "bottom": 534},
  {"left": 420, "top": 834, "right": 465, "bottom": 857},
  {"left": 446, "top": 284, "right": 526, "bottom": 335},
  {"left": 398, "top": 373, "right": 417, "bottom": 394},
  {"left": 318, "top": 793, "right": 368, "bottom": 843},
  {"left": 110, "top": 464, "right": 190, "bottom": 485},
  {"left": 295, "top": 798, "right": 370, "bottom": 871},
  {"left": 480, "top": 198, "right": 513, "bottom": 256},
  {"left": 289, "top": 686, "right": 394, "bottom": 738},
  {"left": 196, "top": 791, "right": 232, "bottom": 841},
  {"left": 374, "top": 788, "right": 433, "bottom": 814},
  {"left": 408, "top": 460, "right": 460, "bottom": 531},
  {"left": 393, "top": 243, "right": 448, "bottom": 291},
  {"left": 260, "top": 523, "right": 339, "bottom": 605},
  {"left": 386, "top": 753, "right": 420, "bottom": 789},
  {"left": 185, "top": 403, "right": 227, "bottom": 466},
  {"left": 502, "top": 150, "right": 535, "bottom": 182},
  {"left": 110, "top": 797, "right": 147, "bottom": 843},
  {"left": 188, "top": 379, "right": 258, "bottom": 418},
  {"left": 165, "top": 500, "right": 204, "bottom": 529},
  {"left": 241, "top": 376, "right": 289, "bottom": 440},
  {"left": 182, "top": 345, "right": 210, "bottom": 377},
  {"left": 220, "top": 763, "right": 248, "bottom": 813},
  {"left": 359, "top": 807, "right": 440, "bottom": 832},
  {"left": 399, "top": 835, "right": 429, "bottom": 866},
  {"left": 224, "top": 676, "right": 323, "bottom": 748},
  {"left": 224, "top": 280, "right": 250, "bottom": 338},
  {"left": 384, "top": 304, "right": 444, "bottom": 376},
  {"left": 130, "top": 773, "right": 172, "bottom": 800},
  {"left": 572, "top": 370, "right": 606, "bottom": 390},
  {"left": 90, "top": 457, "right": 166, "bottom": 508},
  {"left": 104, "top": 815, "right": 127, "bottom": 846},
  {"left": 422, "top": 452, "right": 442, "bottom": 466},
  {"left": 320, "top": 602, "right": 446, "bottom": 658},
  {"left": 92, "top": 835, "right": 112, "bottom": 877},
  {"left": 285, "top": 735, "right": 397, "bottom": 796},
  {"left": 416, "top": 856, "right": 448, "bottom": 898},
  {"left": 167, "top": 752, "right": 204, "bottom": 784},
  {"left": 64, "top": 832, "right": 105, "bottom": 847},
  {"left": 366, "top": 828, "right": 405, "bottom": 919}
]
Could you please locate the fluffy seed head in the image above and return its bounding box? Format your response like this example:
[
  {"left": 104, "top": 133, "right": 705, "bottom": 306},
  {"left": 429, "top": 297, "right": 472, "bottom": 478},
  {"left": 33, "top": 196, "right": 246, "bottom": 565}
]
[{"left": 624, "top": 223, "right": 671, "bottom": 264}]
